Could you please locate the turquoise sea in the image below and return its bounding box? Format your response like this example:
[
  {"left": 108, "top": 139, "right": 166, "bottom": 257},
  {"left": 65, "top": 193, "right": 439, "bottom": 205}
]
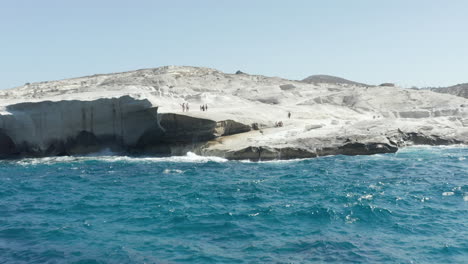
[{"left": 0, "top": 147, "right": 467, "bottom": 263}]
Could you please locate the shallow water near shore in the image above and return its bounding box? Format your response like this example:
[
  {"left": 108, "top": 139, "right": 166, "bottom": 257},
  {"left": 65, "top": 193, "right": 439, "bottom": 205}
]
[{"left": 1, "top": 146, "right": 467, "bottom": 263}]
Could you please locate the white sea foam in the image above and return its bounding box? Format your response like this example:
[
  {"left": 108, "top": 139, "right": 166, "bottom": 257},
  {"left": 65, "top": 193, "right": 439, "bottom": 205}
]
[
  {"left": 420, "top": 197, "right": 430, "bottom": 202},
  {"left": 345, "top": 214, "right": 358, "bottom": 224},
  {"left": 163, "top": 169, "right": 184, "bottom": 174},
  {"left": 11, "top": 152, "right": 227, "bottom": 166},
  {"left": 97, "top": 152, "right": 228, "bottom": 163},
  {"left": 4, "top": 146, "right": 467, "bottom": 166},
  {"left": 402, "top": 145, "right": 468, "bottom": 150},
  {"left": 359, "top": 194, "right": 373, "bottom": 201},
  {"left": 14, "top": 156, "right": 80, "bottom": 166}
]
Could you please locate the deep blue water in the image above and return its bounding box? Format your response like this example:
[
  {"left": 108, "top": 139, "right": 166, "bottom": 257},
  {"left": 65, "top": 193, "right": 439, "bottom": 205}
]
[{"left": 0, "top": 147, "right": 467, "bottom": 264}]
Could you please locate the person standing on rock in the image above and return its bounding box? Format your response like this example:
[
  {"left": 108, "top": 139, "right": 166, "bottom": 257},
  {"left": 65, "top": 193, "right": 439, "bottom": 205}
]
[
  {"left": 205, "top": 104, "right": 208, "bottom": 111},
  {"left": 181, "top": 103, "right": 185, "bottom": 112},
  {"left": 288, "top": 112, "right": 291, "bottom": 119},
  {"left": 186, "top": 103, "right": 189, "bottom": 112}
]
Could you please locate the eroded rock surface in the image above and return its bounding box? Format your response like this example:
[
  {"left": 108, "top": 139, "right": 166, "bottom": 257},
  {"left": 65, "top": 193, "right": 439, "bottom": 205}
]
[
  {"left": 0, "top": 96, "right": 163, "bottom": 157},
  {"left": 0, "top": 66, "right": 467, "bottom": 160}
]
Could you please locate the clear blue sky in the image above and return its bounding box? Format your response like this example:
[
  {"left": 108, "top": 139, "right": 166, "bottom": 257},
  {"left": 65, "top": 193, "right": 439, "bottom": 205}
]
[{"left": 1, "top": 0, "right": 467, "bottom": 89}]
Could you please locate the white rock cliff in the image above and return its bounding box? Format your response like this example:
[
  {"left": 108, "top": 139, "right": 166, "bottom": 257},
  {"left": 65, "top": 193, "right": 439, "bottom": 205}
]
[{"left": 0, "top": 66, "right": 467, "bottom": 160}]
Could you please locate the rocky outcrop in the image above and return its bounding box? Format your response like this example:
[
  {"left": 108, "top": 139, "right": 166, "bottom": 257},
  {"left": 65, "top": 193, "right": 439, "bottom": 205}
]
[
  {"left": 204, "top": 146, "right": 317, "bottom": 161},
  {"left": 390, "top": 131, "right": 463, "bottom": 146},
  {"left": 158, "top": 113, "right": 217, "bottom": 143},
  {"left": 431, "top": 84, "right": 468, "bottom": 99},
  {"left": 332, "top": 142, "right": 398, "bottom": 155},
  {"left": 135, "top": 113, "right": 217, "bottom": 155},
  {"left": 301, "top": 74, "right": 369, "bottom": 87},
  {"left": 0, "top": 96, "right": 163, "bottom": 157},
  {"left": 279, "top": 84, "right": 296, "bottom": 91},
  {"left": 0, "top": 66, "right": 467, "bottom": 161},
  {"left": 215, "top": 120, "right": 251, "bottom": 136},
  {"left": 203, "top": 141, "right": 398, "bottom": 161}
]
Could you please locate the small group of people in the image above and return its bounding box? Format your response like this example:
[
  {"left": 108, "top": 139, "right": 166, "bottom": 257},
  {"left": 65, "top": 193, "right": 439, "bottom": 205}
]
[
  {"left": 274, "top": 112, "right": 292, "bottom": 127},
  {"left": 181, "top": 102, "right": 190, "bottom": 112},
  {"left": 200, "top": 104, "right": 208, "bottom": 111},
  {"left": 181, "top": 102, "right": 210, "bottom": 112},
  {"left": 275, "top": 121, "right": 284, "bottom": 127},
  {"left": 274, "top": 112, "right": 291, "bottom": 127}
]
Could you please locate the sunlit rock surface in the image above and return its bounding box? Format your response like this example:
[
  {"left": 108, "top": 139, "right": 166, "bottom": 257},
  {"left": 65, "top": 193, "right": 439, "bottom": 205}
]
[{"left": 0, "top": 66, "right": 467, "bottom": 160}]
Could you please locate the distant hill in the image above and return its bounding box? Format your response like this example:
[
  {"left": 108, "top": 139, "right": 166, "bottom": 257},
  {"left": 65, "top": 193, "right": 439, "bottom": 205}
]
[
  {"left": 301, "top": 74, "right": 370, "bottom": 87},
  {"left": 430, "top": 83, "right": 468, "bottom": 99}
]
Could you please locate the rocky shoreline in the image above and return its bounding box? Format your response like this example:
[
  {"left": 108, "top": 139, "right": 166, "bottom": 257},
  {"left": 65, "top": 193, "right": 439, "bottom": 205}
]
[{"left": 1, "top": 66, "right": 467, "bottom": 161}]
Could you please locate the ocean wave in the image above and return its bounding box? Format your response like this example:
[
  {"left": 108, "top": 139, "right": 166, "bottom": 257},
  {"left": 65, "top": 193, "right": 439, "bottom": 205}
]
[
  {"left": 7, "top": 152, "right": 228, "bottom": 166},
  {"left": 3, "top": 145, "right": 467, "bottom": 166}
]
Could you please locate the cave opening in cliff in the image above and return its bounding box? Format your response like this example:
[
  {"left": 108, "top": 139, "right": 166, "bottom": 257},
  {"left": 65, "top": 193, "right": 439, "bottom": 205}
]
[{"left": 0, "top": 130, "right": 17, "bottom": 156}]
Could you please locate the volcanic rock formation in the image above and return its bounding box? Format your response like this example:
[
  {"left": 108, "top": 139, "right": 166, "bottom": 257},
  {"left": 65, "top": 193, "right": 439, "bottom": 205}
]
[{"left": 0, "top": 66, "right": 467, "bottom": 160}]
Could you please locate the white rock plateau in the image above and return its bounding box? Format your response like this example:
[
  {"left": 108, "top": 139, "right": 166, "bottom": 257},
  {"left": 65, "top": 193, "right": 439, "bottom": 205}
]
[{"left": 0, "top": 66, "right": 467, "bottom": 160}]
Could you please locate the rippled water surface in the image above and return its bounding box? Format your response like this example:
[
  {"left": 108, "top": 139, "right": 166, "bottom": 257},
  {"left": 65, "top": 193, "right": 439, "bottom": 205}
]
[{"left": 1, "top": 147, "right": 467, "bottom": 263}]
